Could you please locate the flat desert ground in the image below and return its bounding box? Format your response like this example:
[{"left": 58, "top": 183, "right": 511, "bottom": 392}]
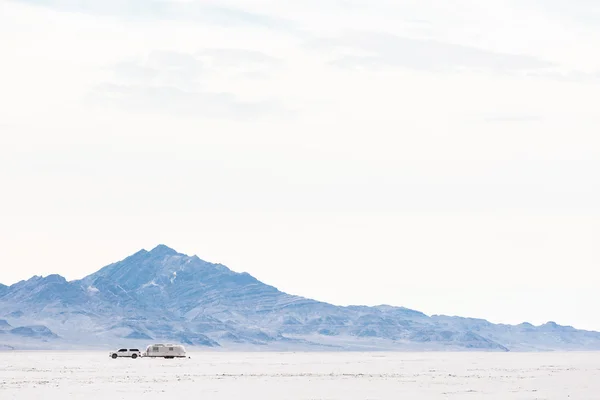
[{"left": 1, "top": 351, "right": 599, "bottom": 399}]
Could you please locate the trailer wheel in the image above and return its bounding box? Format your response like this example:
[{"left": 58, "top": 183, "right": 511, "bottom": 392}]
[{"left": 111, "top": 354, "right": 118, "bottom": 359}]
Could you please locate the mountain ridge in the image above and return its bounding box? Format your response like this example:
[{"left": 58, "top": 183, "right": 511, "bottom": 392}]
[{"left": 1, "top": 244, "right": 598, "bottom": 351}]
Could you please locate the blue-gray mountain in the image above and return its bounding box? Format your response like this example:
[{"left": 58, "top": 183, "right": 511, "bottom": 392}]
[{"left": 0, "top": 245, "right": 598, "bottom": 351}]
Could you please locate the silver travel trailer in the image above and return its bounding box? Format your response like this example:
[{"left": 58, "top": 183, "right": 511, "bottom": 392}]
[{"left": 143, "top": 343, "right": 187, "bottom": 359}]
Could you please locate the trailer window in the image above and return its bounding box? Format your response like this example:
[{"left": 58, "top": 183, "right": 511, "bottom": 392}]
[
  {"left": 169, "top": 347, "right": 174, "bottom": 351},
  {"left": 152, "top": 347, "right": 159, "bottom": 352}
]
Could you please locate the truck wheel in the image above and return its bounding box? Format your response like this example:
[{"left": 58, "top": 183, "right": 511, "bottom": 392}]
[
  {"left": 112, "top": 354, "right": 118, "bottom": 359},
  {"left": 132, "top": 354, "right": 138, "bottom": 359}
]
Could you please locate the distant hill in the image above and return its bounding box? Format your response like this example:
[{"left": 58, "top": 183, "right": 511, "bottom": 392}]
[{"left": 1, "top": 244, "right": 599, "bottom": 351}]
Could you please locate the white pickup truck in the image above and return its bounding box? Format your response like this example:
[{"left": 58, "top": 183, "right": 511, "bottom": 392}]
[{"left": 109, "top": 348, "right": 142, "bottom": 359}]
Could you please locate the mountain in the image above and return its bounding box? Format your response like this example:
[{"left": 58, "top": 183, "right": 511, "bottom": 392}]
[{"left": 0, "top": 244, "right": 598, "bottom": 351}]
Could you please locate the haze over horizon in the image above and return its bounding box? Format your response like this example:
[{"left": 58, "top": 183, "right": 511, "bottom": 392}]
[{"left": 1, "top": 0, "right": 598, "bottom": 331}]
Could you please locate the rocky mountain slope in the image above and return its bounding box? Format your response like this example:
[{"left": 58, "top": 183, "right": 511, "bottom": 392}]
[{"left": 0, "top": 245, "right": 598, "bottom": 351}]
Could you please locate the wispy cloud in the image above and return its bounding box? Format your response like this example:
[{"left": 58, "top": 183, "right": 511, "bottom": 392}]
[
  {"left": 13, "top": 0, "right": 301, "bottom": 33},
  {"left": 90, "top": 83, "right": 283, "bottom": 119},
  {"left": 196, "top": 48, "right": 283, "bottom": 79},
  {"left": 313, "top": 31, "right": 554, "bottom": 73},
  {"left": 530, "top": 0, "right": 600, "bottom": 25},
  {"left": 112, "top": 51, "right": 203, "bottom": 89},
  {"left": 524, "top": 69, "right": 600, "bottom": 83},
  {"left": 484, "top": 115, "right": 543, "bottom": 123},
  {"left": 89, "top": 49, "right": 287, "bottom": 119}
]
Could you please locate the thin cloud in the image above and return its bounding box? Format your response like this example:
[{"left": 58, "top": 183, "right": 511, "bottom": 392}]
[
  {"left": 528, "top": 0, "right": 600, "bottom": 25},
  {"left": 196, "top": 48, "right": 283, "bottom": 79},
  {"left": 197, "top": 48, "right": 281, "bottom": 68},
  {"left": 112, "top": 51, "right": 204, "bottom": 89},
  {"left": 13, "top": 0, "right": 301, "bottom": 33},
  {"left": 89, "top": 83, "right": 283, "bottom": 120},
  {"left": 314, "top": 31, "right": 554, "bottom": 73},
  {"left": 484, "top": 115, "right": 543, "bottom": 123},
  {"left": 89, "top": 49, "right": 288, "bottom": 119},
  {"left": 524, "top": 69, "right": 600, "bottom": 83}
]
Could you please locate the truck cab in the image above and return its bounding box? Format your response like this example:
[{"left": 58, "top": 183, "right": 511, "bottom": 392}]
[{"left": 109, "top": 348, "right": 141, "bottom": 359}]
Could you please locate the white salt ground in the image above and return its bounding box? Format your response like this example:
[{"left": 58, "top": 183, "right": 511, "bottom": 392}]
[{"left": 0, "top": 351, "right": 599, "bottom": 399}]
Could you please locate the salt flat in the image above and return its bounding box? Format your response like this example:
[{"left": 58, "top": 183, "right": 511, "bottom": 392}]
[{"left": 1, "top": 351, "right": 599, "bottom": 399}]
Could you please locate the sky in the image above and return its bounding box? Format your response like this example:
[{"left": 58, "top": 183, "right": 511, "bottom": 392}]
[{"left": 0, "top": 0, "right": 599, "bottom": 330}]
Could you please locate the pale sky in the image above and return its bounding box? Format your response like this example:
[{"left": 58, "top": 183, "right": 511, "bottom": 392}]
[{"left": 0, "top": 0, "right": 598, "bottom": 330}]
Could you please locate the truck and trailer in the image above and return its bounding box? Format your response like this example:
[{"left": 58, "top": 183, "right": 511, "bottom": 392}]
[{"left": 109, "top": 343, "right": 186, "bottom": 359}]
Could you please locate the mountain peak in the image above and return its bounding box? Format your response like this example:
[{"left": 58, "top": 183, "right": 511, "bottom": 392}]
[{"left": 149, "top": 244, "right": 179, "bottom": 257}]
